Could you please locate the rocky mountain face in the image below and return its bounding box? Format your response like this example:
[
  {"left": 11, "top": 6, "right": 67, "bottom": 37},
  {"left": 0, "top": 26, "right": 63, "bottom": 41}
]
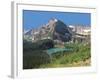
[
  {"left": 24, "top": 18, "right": 72, "bottom": 42},
  {"left": 53, "top": 19, "right": 72, "bottom": 42}
]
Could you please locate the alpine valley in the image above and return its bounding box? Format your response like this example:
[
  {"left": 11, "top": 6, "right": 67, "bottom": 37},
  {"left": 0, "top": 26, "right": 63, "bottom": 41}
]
[{"left": 23, "top": 18, "right": 91, "bottom": 69}]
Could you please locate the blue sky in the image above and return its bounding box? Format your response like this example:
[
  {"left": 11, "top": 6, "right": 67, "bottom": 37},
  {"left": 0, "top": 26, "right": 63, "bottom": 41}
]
[{"left": 23, "top": 10, "right": 91, "bottom": 30}]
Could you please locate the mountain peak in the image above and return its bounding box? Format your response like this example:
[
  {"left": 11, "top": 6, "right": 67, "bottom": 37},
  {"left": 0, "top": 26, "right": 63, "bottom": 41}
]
[
  {"left": 51, "top": 18, "right": 58, "bottom": 22},
  {"left": 49, "top": 18, "right": 58, "bottom": 23},
  {"left": 24, "top": 18, "right": 72, "bottom": 42}
]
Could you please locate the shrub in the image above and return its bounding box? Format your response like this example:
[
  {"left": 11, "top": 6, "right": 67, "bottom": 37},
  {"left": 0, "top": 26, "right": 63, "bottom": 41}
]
[
  {"left": 23, "top": 39, "right": 54, "bottom": 51},
  {"left": 23, "top": 39, "right": 54, "bottom": 69},
  {"left": 23, "top": 50, "right": 51, "bottom": 69}
]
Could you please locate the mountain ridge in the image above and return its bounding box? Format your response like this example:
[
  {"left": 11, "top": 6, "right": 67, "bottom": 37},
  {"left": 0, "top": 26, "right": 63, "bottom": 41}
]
[{"left": 24, "top": 18, "right": 90, "bottom": 43}]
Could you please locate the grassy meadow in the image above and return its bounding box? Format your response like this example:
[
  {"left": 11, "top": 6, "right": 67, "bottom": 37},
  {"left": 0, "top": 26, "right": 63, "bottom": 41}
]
[{"left": 23, "top": 39, "right": 91, "bottom": 69}]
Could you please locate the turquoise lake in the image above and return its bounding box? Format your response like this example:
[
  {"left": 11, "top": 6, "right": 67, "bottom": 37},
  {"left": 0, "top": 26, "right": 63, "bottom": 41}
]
[{"left": 47, "top": 48, "right": 73, "bottom": 55}]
